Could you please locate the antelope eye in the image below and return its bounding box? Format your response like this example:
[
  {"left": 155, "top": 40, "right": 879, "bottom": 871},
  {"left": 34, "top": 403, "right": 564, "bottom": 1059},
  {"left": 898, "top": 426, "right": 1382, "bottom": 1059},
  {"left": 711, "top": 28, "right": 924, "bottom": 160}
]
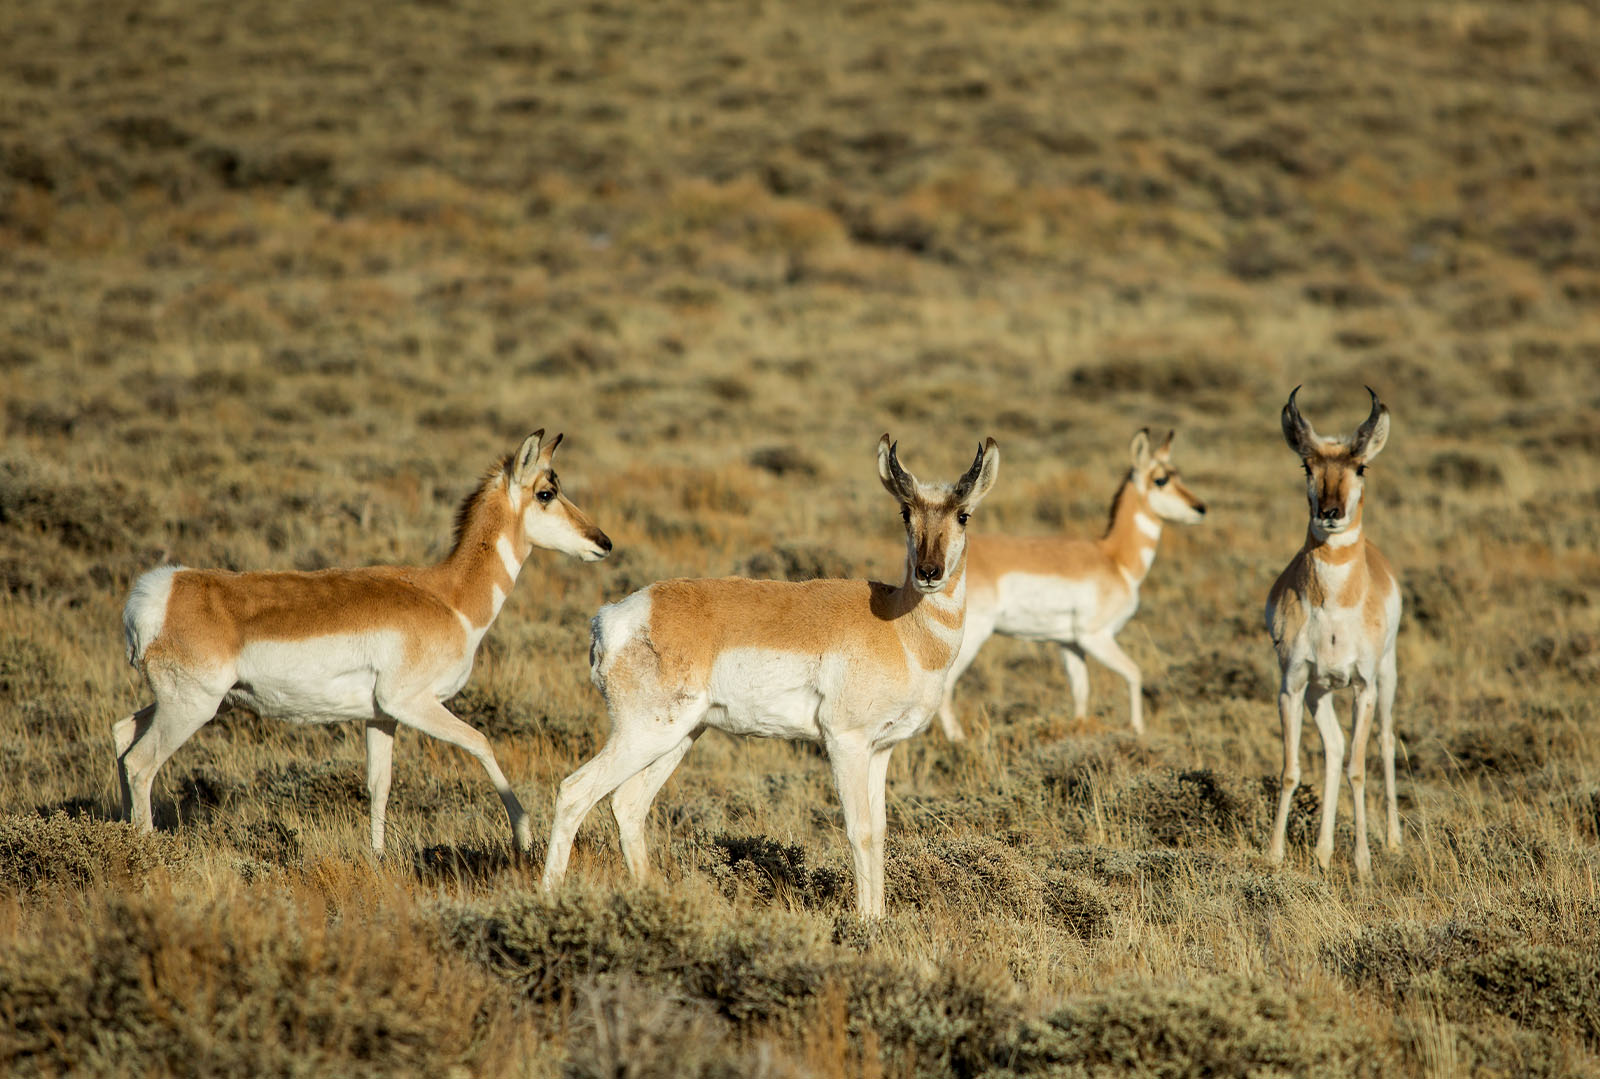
[
  {"left": 1302, "top": 463, "right": 1313, "bottom": 476},
  {"left": 1154, "top": 475, "right": 1170, "bottom": 487},
  {"left": 900, "top": 506, "right": 910, "bottom": 522},
  {"left": 957, "top": 512, "right": 970, "bottom": 526},
  {"left": 536, "top": 489, "right": 556, "bottom": 504},
  {"left": 1356, "top": 465, "right": 1367, "bottom": 477}
]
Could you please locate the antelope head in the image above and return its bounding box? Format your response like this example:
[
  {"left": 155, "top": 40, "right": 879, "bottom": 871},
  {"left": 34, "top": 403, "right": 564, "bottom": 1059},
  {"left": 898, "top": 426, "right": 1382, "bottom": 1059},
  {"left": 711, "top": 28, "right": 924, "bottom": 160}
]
[
  {"left": 509, "top": 431, "right": 613, "bottom": 561},
  {"left": 878, "top": 434, "right": 1000, "bottom": 594},
  {"left": 1280, "top": 386, "right": 1390, "bottom": 539},
  {"left": 1130, "top": 428, "right": 1207, "bottom": 524}
]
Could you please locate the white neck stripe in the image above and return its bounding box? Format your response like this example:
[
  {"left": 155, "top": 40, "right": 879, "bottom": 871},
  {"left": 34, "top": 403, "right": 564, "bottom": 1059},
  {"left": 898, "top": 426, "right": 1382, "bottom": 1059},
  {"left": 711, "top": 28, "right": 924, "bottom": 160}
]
[
  {"left": 497, "top": 534, "right": 523, "bottom": 579},
  {"left": 1135, "top": 512, "right": 1161, "bottom": 540}
]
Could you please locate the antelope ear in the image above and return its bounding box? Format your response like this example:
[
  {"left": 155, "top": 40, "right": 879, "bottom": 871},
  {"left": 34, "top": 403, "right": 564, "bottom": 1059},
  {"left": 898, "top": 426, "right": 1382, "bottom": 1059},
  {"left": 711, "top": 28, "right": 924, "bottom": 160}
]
[
  {"left": 1130, "top": 428, "right": 1152, "bottom": 470},
  {"left": 956, "top": 438, "right": 1000, "bottom": 510},
  {"left": 1155, "top": 429, "right": 1175, "bottom": 461},
  {"left": 536, "top": 431, "right": 565, "bottom": 470},
  {"left": 1350, "top": 387, "right": 1390, "bottom": 463},
  {"left": 512, "top": 430, "right": 546, "bottom": 484},
  {"left": 877, "top": 434, "right": 918, "bottom": 501}
]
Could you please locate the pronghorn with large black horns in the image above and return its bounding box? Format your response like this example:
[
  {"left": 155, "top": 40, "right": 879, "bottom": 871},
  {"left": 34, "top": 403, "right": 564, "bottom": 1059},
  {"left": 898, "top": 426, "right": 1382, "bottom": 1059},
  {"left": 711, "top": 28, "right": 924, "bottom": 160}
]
[
  {"left": 936, "top": 429, "right": 1206, "bottom": 740},
  {"left": 114, "top": 431, "right": 612, "bottom": 854},
  {"left": 1266, "top": 386, "right": 1402, "bottom": 879},
  {"left": 542, "top": 434, "right": 1000, "bottom": 918}
]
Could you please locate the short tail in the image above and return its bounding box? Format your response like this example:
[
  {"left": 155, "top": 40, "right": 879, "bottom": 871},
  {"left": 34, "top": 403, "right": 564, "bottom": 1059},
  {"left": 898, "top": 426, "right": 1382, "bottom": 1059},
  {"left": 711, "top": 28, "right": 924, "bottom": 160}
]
[{"left": 123, "top": 565, "right": 183, "bottom": 667}]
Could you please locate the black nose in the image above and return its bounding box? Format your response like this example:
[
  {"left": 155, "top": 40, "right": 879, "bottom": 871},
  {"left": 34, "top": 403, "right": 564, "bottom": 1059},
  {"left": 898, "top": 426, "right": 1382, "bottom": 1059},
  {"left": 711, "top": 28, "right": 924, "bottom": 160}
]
[
  {"left": 596, "top": 532, "right": 613, "bottom": 552},
  {"left": 916, "top": 562, "right": 941, "bottom": 583},
  {"left": 1195, "top": 503, "right": 1207, "bottom": 517}
]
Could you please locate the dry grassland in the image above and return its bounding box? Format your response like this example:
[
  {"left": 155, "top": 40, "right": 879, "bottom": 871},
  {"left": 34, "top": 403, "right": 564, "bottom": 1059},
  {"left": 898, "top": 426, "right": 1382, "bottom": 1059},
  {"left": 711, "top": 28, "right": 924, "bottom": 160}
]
[{"left": 3, "top": 0, "right": 1599, "bottom": 1074}]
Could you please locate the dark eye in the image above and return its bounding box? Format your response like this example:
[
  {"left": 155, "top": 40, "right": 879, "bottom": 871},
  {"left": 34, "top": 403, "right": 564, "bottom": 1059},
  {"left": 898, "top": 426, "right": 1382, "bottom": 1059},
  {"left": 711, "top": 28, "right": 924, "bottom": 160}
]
[
  {"left": 536, "top": 489, "right": 556, "bottom": 504},
  {"left": 900, "top": 506, "right": 910, "bottom": 522},
  {"left": 1356, "top": 465, "right": 1367, "bottom": 477},
  {"left": 1154, "top": 475, "right": 1169, "bottom": 487},
  {"left": 1302, "top": 463, "right": 1313, "bottom": 477},
  {"left": 957, "top": 512, "right": 969, "bottom": 526}
]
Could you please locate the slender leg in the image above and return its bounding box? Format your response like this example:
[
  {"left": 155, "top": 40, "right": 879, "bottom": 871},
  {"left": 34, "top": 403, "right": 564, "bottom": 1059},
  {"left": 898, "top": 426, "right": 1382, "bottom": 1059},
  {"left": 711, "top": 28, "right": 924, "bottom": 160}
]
[
  {"left": 867, "top": 746, "right": 893, "bottom": 914},
  {"left": 365, "top": 717, "right": 397, "bottom": 854},
  {"left": 380, "top": 695, "right": 532, "bottom": 853},
  {"left": 937, "top": 611, "right": 994, "bottom": 742},
  {"left": 119, "top": 691, "right": 224, "bottom": 831},
  {"left": 1059, "top": 643, "right": 1090, "bottom": 720},
  {"left": 1377, "top": 646, "right": 1401, "bottom": 849},
  {"left": 1347, "top": 681, "right": 1378, "bottom": 881},
  {"left": 611, "top": 732, "right": 699, "bottom": 881},
  {"left": 827, "top": 735, "right": 880, "bottom": 918},
  {"left": 1079, "top": 632, "right": 1143, "bottom": 734},
  {"left": 113, "top": 704, "right": 157, "bottom": 821},
  {"left": 1268, "top": 674, "right": 1306, "bottom": 863},
  {"left": 1308, "top": 687, "right": 1344, "bottom": 871},
  {"left": 543, "top": 702, "right": 703, "bottom": 889}
]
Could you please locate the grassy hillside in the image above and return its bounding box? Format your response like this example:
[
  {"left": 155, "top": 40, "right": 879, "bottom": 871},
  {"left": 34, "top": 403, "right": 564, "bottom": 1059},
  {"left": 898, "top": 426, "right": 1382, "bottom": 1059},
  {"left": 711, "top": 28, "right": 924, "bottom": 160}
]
[{"left": 3, "top": 0, "right": 1598, "bottom": 1074}]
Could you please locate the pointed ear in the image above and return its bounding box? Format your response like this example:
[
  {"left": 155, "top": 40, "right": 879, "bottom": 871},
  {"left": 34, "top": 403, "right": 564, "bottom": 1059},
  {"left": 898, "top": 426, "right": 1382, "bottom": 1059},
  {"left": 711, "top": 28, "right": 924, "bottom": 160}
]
[
  {"left": 1350, "top": 387, "right": 1390, "bottom": 462},
  {"left": 1156, "top": 429, "right": 1175, "bottom": 461},
  {"left": 536, "top": 431, "right": 565, "bottom": 470},
  {"left": 1280, "top": 386, "right": 1320, "bottom": 457},
  {"left": 878, "top": 433, "right": 918, "bottom": 501},
  {"left": 511, "top": 429, "right": 546, "bottom": 485},
  {"left": 1130, "top": 428, "right": 1152, "bottom": 470},
  {"left": 956, "top": 438, "right": 1000, "bottom": 510}
]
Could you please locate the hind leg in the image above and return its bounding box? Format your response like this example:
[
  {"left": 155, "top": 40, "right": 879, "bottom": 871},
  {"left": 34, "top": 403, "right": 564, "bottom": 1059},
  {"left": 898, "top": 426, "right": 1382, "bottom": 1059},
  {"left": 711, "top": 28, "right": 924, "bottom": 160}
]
[
  {"left": 544, "top": 697, "right": 706, "bottom": 890},
  {"left": 118, "top": 691, "right": 224, "bottom": 832},
  {"left": 1080, "top": 631, "right": 1143, "bottom": 734},
  {"left": 611, "top": 731, "right": 700, "bottom": 881}
]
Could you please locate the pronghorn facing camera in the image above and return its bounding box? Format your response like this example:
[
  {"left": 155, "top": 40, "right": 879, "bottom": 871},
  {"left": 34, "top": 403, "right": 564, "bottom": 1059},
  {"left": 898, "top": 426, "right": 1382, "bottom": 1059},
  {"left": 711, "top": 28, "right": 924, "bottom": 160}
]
[
  {"left": 115, "top": 431, "right": 612, "bottom": 854},
  {"left": 1266, "top": 387, "right": 1402, "bottom": 879},
  {"left": 936, "top": 429, "right": 1206, "bottom": 740},
  {"left": 542, "top": 434, "right": 1000, "bottom": 918}
]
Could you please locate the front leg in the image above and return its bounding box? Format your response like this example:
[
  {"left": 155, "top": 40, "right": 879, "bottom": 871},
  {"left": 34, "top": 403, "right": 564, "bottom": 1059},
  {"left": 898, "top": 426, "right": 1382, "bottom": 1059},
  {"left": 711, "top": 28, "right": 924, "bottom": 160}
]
[
  {"left": 1059, "top": 643, "right": 1090, "bottom": 721},
  {"left": 1307, "top": 686, "right": 1344, "bottom": 871},
  {"left": 1268, "top": 668, "right": 1308, "bottom": 863},
  {"left": 1079, "top": 631, "right": 1143, "bottom": 734},
  {"left": 826, "top": 733, "right": 881, "bottom": 919}
]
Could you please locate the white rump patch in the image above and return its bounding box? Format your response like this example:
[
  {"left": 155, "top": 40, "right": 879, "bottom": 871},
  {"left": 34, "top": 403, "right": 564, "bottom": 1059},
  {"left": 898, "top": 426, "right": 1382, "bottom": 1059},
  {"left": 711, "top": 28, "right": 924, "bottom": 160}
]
[{"left": 123, "top": 565, "right": 184, "bottom": 665}]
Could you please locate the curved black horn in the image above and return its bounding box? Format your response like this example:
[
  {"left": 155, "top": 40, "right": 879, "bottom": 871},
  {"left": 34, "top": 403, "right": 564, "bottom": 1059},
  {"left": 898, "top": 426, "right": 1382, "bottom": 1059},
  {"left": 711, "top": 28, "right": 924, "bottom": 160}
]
[
  {"left": 1280, "top": 384, "right": 1314, "bottom": 455},
  {"left": 1351, "top": 385, "right": 1385, "bottom": 449},
  {"left": 886, "top": 439, "right": 914, "bottom": 496},
  {"left": 953, "top": 442, "right": 986, "bottom": 500}
]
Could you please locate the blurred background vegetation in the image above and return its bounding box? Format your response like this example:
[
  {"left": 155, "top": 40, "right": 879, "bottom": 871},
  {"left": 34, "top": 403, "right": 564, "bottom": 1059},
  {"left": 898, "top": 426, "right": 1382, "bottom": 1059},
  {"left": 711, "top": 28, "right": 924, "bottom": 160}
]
[{"left": 2, "top": 0, "right": 1598, "bottom": 1075}]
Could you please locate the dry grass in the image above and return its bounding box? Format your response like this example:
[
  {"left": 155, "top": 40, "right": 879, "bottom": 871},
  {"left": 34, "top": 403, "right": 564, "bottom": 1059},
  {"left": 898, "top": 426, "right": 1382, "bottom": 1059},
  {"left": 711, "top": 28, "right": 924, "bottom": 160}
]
[{"left": 3, "top": 0, "right": 1599, "bottom": 1074}]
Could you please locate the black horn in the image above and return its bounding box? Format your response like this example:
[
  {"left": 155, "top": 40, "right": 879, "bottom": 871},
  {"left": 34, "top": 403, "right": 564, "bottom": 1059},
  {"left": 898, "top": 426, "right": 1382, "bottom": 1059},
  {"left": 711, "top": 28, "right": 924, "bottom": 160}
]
[
  {"left": 952, "top": 442, "right": 986, "bottom": 501},
  {"left": 1280, "top": 384, "right": 1315, "bottom": 456},
  {"left": 1351, "top": 385, "right": 1384, "bottom": 448},
  {"left": 886, "top": 440, "right": 915, "bottom": 498}
]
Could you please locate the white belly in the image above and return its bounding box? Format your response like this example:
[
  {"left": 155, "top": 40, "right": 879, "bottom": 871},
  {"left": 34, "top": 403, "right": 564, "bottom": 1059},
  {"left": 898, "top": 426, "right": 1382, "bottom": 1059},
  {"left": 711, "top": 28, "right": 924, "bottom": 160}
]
[
  {"left": 991, "top": 572, "right": 1134, "bottom": 641},
  {"left": 1304, "top": 608, "right": 1365, "bottom": 689},
  {"left": 228, "top": 633, "right": 397, "bottom": 723},
  {"left": 705, "top": 648, "right": 826, "bottom": 740}
]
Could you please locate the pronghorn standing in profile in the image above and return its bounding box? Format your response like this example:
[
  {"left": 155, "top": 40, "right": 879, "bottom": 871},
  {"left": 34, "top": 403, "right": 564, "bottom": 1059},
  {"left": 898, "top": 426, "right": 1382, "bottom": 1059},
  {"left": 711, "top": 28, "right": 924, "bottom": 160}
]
[
  {"left": 115, "top": 431, "right": 612, "bottom": 854},
  {"left": 935, "top": 429, "right": 1206, "bottom": 741},
  {"left": 1266, "top": 387, "right": 1402, "bottom": 879},
  {"left": 541, "top": 434, "right": 1000, "bottom": 918}
]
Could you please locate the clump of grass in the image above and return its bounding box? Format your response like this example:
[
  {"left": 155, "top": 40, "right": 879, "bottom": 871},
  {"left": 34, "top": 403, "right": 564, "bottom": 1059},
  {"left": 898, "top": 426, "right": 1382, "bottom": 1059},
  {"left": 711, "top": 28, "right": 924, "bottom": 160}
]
[
  {"left": 1006, "top": 975, "right": 1395, "bottom": 1077},
  {"left": 0, "top": 888, "right": 512, "bottom": 1078},
  {"left": 693, "top": 831, "right": 847, "bottom": 910},
  {"left": 0, "top": 813, "right": 185, "bottom": 896}
]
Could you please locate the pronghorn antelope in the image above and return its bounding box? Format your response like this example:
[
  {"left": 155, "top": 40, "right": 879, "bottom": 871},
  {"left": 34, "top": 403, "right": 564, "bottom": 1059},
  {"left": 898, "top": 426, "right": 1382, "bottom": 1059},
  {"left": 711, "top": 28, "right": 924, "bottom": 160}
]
[
  {"left": 1266, "top": 387, "right": 1402, "bottom": 879},
  {"left": 936, "top": 429, "right": 1206, "bottom": 741},
  {"left": 114, "top": 431, "right": 611, "bottom": 854},
  {"left": 541, "top": 434, "right": 1000, "bottom": 918}
]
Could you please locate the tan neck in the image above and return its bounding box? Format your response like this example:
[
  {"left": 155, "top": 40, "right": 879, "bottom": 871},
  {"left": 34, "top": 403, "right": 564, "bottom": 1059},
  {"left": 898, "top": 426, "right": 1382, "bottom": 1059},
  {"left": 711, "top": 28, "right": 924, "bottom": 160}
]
[
  {"left": 434, "top": 490, "right": 521, "bottom": 628},
  {"left": 1098, "top": 475, "right": 1161, "bottom": 582}
]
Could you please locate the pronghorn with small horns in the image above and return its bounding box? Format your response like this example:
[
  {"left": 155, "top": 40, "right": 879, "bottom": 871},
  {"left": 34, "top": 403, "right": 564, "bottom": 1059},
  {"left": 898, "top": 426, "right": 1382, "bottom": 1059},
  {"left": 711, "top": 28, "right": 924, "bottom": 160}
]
[
  {"left": 936, "top": 429, "right": 1206, "bottom": 740},
  {"left": 115, "top": 431, "right": 612, "bottom": 854},
  {"left": 1266, "top": 387, "right": 1402, "bottom": 879},
  {"left": 541, "top": 434, "right": 1000, "bottom": 918}
]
